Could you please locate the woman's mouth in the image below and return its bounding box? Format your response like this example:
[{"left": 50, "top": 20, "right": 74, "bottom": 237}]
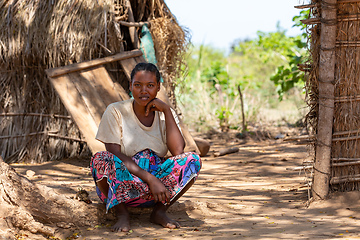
[{"left": 139, "top": 96, "right": 149, "bottom": 101}]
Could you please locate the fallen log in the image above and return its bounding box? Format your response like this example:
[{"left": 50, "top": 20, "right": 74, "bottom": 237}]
[{"left": 214, "top": 147, "right": 239, "bottom": 157}]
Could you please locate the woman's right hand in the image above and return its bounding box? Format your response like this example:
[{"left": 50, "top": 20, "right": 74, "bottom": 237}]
[{"left": 148, "top": 176, "right": 171, "bottom": 204}]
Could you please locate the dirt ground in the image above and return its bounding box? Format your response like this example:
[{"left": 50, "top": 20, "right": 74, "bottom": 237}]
[{"left": 9, "top": 128, "right": 360, "bottom": 240}]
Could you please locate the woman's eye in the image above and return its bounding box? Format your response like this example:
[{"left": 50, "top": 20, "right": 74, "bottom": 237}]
[
  {"left": 134, "top": 84, "right": 140, "bottom": 87},
  {"left": 148, "top": 84, "right": 154, "bottom": 87}
]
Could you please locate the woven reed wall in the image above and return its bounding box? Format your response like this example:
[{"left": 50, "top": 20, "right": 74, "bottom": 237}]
[
  {"left": 331, "top": 2, "right": 360, "bottom": 191},
  {"left": 305, "top": 0, "right": 360, "bottom": 191}
]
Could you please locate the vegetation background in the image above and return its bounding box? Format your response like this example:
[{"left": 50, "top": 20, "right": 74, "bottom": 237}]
[{"left": 175, "top": 10, "right": 310, "bottom": 134}]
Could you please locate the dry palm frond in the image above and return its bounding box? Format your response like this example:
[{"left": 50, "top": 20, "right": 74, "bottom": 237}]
[{"left": 150, "top": 16, "right": 189, "bottom": 108}]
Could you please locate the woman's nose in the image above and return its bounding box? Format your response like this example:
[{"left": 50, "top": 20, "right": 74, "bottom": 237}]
[{"left": 140, "top": 85, "right": 147, "bottom": 93}]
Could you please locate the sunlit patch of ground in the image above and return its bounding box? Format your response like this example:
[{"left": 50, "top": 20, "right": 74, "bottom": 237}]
[{"left": 10, "top": 129, "right": 360, "bottom": 239}]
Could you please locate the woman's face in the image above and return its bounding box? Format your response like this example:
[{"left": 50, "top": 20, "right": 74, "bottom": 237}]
[{"left": 130, "top": 70, "right": 160, "bottom": 107}]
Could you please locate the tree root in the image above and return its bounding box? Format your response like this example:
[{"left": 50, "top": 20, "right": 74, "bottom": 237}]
[{"left": 0, "top": 157, "right": 99, "bottom": 239}]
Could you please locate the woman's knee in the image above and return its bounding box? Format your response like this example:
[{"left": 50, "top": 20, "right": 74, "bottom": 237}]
[
  {"left": 175, "top": 152, "right": 202, "bottom": 171},
  {"left": 91, "top": 151, "right": 114, "bottom": 165},
  {"left": 186, "top": 152, "right": 202, "bottom": 167}
]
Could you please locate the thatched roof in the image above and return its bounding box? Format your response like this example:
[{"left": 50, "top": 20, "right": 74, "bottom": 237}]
[{"left": 0, "top": 0, "right": 189, "bottom": 163}]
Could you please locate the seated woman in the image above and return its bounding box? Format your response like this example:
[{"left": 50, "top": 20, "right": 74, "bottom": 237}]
[{"left": 90, "top": 62, "right": 201, "bottom": 232}]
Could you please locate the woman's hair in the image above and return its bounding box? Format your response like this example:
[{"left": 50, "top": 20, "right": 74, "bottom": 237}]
[{"left": 130, "top": 62, "right": 161, "bottom": 83}]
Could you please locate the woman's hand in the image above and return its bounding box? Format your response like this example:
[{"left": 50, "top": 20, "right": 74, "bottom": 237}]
[
  {"left": 145, "top": 98, "right": 169, "bottom": 116},
  {"left": 148, "top": 176, "right": 171, "bottom": 204},
  {"left": 146, "top": 98, "right": 185, "bottom": 156}
]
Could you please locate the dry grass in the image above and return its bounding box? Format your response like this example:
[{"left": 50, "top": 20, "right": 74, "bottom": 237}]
[{"left": 150, "top": 17, "right": 189, "bottom": 108}]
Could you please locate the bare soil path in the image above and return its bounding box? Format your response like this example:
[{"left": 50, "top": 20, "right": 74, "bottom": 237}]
[{"left": 10, "top": 131, "right": 360, "bottom": 239}]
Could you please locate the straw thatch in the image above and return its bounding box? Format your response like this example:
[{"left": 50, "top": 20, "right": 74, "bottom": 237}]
[
  {"left": 0, "top": 0, "right": 188, "bottom": 163},
  {"left": 304, "top": 0, "right": 360, "bottom": 194}
]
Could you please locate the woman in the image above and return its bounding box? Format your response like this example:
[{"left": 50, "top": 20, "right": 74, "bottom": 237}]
[{"left": 90, "top": 62, "right": 201, "bottom": 232}]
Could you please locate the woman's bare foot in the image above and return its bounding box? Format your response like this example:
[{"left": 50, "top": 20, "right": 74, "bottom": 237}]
[
  {"left": 112, "top": 203, "right": 130, "bottom": 232},
  {"left": 150, "top": 203, "right": 180, "bottom": 229}
]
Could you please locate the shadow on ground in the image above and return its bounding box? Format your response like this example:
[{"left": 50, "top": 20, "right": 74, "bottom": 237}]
[{"left": 10, "top": 136, "right": 360, "bottom": 239}]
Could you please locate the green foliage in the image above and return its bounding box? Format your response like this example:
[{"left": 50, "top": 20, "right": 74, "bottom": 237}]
[
  {"left": 203, "top": 60, "right": 229, "bottom": 87},
  {"left": 270, "top": 9, "right": 309, "bottom": 100},
  {"left": 292, "top": 9, "right": 310, "bottom": 37},
  {"left": 270, "top": 54, "right": 304, "bottom": 100},
  {"left": 232, "top": 26, "right": 307, "bottom": 100},
  {"left": 216, "top": 106, "right": 233, "bottom": 131},
  {"left": 215, "top": 106, "right": 232, "bottom": 121},
  {"left": 176, "top": 11, "right": 309, "bottom": 131}
]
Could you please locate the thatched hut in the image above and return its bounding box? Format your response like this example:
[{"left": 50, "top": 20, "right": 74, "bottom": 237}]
[
  {"left": 301, "top": 0, "right": 360, "bottom": 198},
  {"left": 0, "top": 0, "right": 188, "bottom": 163}
]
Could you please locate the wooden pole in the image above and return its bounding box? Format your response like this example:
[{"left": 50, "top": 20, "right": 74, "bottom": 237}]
[
  {"left": 117, "top": 20, "right": 149, "bottom": 27},
  {"left": 45, "top": 50, "right": 142, "bottom": 78},
  {"left": 0, "top": 112, "right": 71, "bottom": 119},
  {"left": 337, "top": 0, "right": 360, "bottom": 3},
  {"left": 125, "top": 0, "right": 139, "bottom": 49},
  {"left": 295, "top": 3, "right": 317, "bottom": 9},
  {"left": 302, "top": 15, "right": 360, "bottom": 25},
  {"left": 237, "top": 85, "right": 246, "bottom": 133},
  {"left": 312, "top": 0, "right": 337, "bottom": 200},
  {"left": 214, "top": 84, "right": 224, "bottom": 107}
]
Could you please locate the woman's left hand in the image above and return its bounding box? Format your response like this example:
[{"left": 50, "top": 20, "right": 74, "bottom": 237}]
[{"left": 148, "top": 176, "right": 171, "bottom": 204}]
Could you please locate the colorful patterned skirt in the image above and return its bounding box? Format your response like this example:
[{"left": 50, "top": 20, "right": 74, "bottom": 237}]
[{"left": 90, "top": 149, "right": 201, "bottom": 212}]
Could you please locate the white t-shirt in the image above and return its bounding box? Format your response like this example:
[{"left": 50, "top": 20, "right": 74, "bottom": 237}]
[{"left": 96, "top": 99, "right": 181, "bottom": 157}]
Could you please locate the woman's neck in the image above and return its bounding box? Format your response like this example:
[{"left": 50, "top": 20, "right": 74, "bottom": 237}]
[
  {"left": 132, "top": 100, "right": 146, "bottom": 116},
  {"left": 132, "top": 100, "right": 155, "bottom": 127}
]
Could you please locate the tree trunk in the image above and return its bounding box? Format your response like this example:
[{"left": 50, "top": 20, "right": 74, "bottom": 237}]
[
  {"left": 312, "top": 0, "right": 337, "bottom": 200},
  {"left": 0, "top": 156, "right": 102, "bottom": 239}
]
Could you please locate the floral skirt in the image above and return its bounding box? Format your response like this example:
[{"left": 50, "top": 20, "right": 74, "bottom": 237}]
[{"left": 90, "top": 149, "right": 201, "bottom": 212}]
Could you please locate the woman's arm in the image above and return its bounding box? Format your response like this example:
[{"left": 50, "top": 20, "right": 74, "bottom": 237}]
[
  {"left": 162, "top": 107, "right": 185, "bottom": 155},
  {"left": 105, "top": 143, "right": 170, "bottom": 203},
  {"left": 146, "top": 99, "right": 185, "bottom": 156}
]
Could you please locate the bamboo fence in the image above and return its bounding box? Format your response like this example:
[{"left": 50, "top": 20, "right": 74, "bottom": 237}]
[
  {"left": 302, "top": 0, "right": 360, "bottom": 196},
  {"left": 0, "top": 0, "right": 188, "bottom": 163}
]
